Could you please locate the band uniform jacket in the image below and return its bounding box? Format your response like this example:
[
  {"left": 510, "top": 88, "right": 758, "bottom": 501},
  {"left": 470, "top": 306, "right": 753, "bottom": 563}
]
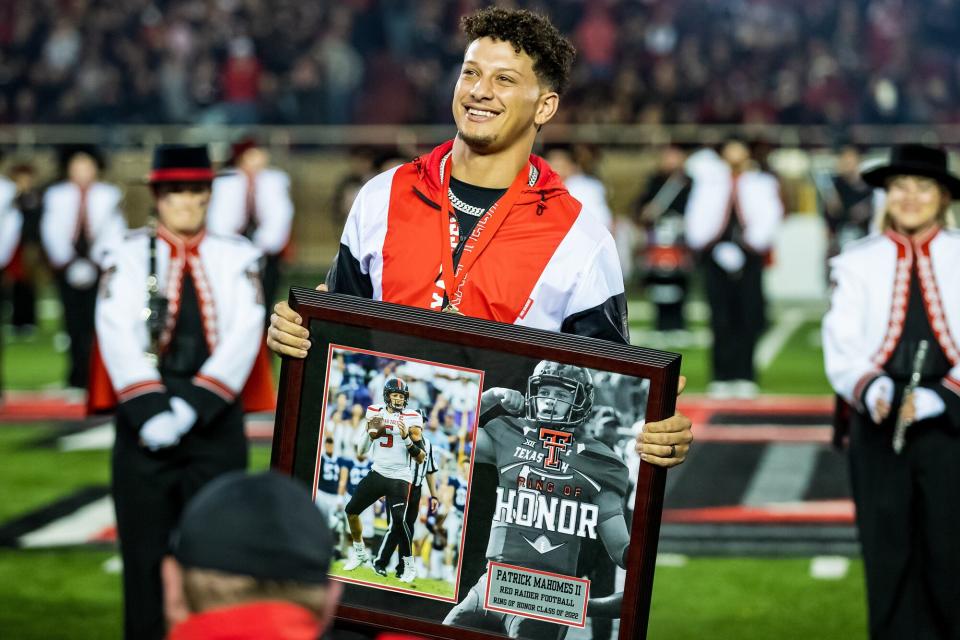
[
  {"left": 823, "top": 226, "right": 960, "bottom": 421},
  {"left": 326, "top": 140, "right": 629, "bottom": 343},
  {"left": 0, "top": 177, "right": 22, "bottom": 269},
  {"left": 683, "top": 150, "right": 783, "bottom": 254},
  {"left": 206, "top": 169, "right": 294, "bottom": 256},
  {"left": 41, "top": 181, "right": 127, "bottom": 268},
  {"left": 89, "top": 226, "right": 274, "bottom": 421}
]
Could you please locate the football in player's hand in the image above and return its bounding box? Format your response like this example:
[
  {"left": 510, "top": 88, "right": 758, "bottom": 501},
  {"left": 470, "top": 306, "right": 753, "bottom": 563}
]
[{"left": 368, "top": 425, "right": 387, "bottom": 439}]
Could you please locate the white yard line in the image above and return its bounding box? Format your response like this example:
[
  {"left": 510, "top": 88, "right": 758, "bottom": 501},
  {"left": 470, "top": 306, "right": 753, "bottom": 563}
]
[
  {"left": 810, "top": 556, "right": 851, "bottom": 580},
  {"left": 754, "top": 308, "right": 809, "bottom": 371},
  {"left": 19, "top": 496, "right": 115, "bottom": 548}
]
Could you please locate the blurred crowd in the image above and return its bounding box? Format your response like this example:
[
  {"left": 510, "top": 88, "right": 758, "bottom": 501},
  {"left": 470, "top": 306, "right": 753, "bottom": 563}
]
[
  {"left": 2, "top": 0, "right": 960, "bottom": 126},
  {"left": 324, "top": 350, "right": 481, "bottom": 463}
]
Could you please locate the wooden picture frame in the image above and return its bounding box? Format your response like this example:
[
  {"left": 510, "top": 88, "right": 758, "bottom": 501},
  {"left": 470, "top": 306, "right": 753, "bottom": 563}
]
[{"left": 272, "top": 287, "right": 680, "bottom": 640}]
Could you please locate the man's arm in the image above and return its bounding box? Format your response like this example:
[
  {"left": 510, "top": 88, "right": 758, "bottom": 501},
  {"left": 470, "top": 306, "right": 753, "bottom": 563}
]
[{"left": 267, "top": 173, "right": 376, "bottom": 358}]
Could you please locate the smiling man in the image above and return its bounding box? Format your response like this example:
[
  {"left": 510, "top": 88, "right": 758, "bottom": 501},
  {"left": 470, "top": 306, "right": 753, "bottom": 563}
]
[{"left": 268, "top": 8, "right": 692, "bottom": 464}]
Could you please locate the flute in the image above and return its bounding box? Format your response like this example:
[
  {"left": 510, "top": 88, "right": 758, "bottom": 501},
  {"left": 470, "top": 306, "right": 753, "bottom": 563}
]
[{"left": 892, "top": 339, "right": 929, "bottom": 455}]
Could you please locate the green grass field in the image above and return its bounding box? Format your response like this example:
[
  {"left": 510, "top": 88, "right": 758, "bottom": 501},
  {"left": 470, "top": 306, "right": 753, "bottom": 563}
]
[
  {"left": 0, "top": 295, "right": 865, "bottom": 638},
  {"left": 328, "top": 561, "right": 456, "bottom": 600}
]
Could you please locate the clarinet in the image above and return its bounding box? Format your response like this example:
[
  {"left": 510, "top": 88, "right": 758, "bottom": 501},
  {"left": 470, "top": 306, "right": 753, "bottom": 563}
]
[
  {"left": 892, "top": 339, "right": 929, "bottom": 455},
  {"left": 144, "top": 224, "right": 168, "bottom": 366}
]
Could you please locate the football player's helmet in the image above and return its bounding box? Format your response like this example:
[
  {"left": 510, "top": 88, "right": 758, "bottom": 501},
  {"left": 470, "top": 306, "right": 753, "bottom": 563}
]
[
  {"left": 383, "top": 378, "right": 409, "bottom": 411},
  {"left": 526, "top": 361, "right": 594, "bottom": 428}
]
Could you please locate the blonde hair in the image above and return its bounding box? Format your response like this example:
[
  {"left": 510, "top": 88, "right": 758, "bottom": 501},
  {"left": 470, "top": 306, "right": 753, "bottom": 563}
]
[{"left": 182, "top": 568, "right": 329, "bottom": 615}]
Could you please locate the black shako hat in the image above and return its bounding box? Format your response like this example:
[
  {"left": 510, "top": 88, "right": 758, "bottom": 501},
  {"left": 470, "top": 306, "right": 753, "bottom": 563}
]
[
  {"left": 149, "top": 145, "right": 215, "bottom": 184},
  {"left": 862, "top": 144, "right": 960, "bottom": 198},
  {"left": 170, "top": 471, "right": 332, "bottom": 584}
]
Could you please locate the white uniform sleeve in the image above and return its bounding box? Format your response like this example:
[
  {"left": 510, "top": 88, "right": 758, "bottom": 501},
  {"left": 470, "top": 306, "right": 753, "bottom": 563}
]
[
  {"left": 683, "top": 174, "right": 727, "bottom": 251},
  {"left": 822, "top": 258, "right": 883, "bottom": 411},
  {"left": 95, "top": 244, "right": 167, "bottom": 407},
  {"left": 252, "top": 170, "right": 294, "bottom": 255},
  {"left": 89, "top": 185, "right": 128, "bottom": 267},
  {"left": 41, "top": 186, "right": 76, "bottom": 269},
  {"left": 741, "top": 174, "right": 784, "bottom": 253},
  {"left": 0, "top": 183, "right": 22, "bottom": 268},
  {"left": 193, "top": 250, "right": 266, "bottom": 400}
]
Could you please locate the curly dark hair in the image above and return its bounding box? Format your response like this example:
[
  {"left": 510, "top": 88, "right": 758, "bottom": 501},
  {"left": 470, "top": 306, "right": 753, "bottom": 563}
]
[{"left": 460, "top": 7, "right": 576, "bottom": 95}]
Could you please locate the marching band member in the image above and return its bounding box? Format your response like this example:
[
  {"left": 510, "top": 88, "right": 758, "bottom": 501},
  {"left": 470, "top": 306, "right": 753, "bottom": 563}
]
[
  {"left": 89, "top": 145, "right": 273, "bottom": 640},
  {"left": 0, "top": 175, "right": 23, "bottom": 399},
  {"left": 685, "top": 139, "right": 783, "bottom": 398},
  {"left": 41, "top": 146, "right": 127, "bottom": 388},
  {"left": 206, "top": 138, "right": 294, "bottom": 306},
  {"left": 823, "top": 144, "right": 960, "bottom": 640}
]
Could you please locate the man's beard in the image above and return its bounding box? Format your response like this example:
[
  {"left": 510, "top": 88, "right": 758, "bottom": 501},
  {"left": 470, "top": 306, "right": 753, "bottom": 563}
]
[{"left": 458, "top": 128, "right": 498, "bottom": 150}]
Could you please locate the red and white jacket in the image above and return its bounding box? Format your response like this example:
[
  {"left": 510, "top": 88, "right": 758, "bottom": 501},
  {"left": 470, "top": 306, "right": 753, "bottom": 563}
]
[
  {"left": 0, "top": 177, "right": 21, "bottom": 268},
  {"left": 823, "top": 226, "right": 960, "bottom": 415},
  {"left": 90, "top": 225, "right": 273, "bottom": 421},
  {"left": 41, "top": 181, "right": 127, "bottom": 268},
  {"left": 326, "top": 140, "right": 628, "bottom": 343},
  {"left": 207, "top": 169, "right": 294, "bottom": 256}
]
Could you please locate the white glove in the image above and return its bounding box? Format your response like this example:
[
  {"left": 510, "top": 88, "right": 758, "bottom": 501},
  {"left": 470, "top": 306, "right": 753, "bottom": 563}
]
[
  {"left": 170, "top": 396, "right": 198, "bottom": 432},
  {"left": 140, "top": 397, "right": 197, "bottom": 451},
  {"left": 865, "top": 375, "right": 894, "bottom": 424},
  {"left": 65, "top": 258, "right": 98, "bottom": 289},
  {"left": 711, "top": 241, "right": 746, "bottom": 273},
  {"left": 912, "top": 387, "right": 946, "bottom": 423}
]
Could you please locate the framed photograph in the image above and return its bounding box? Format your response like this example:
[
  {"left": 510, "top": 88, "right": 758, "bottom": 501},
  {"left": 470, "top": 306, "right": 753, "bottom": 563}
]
[{"left": 272, "top": 288, "right": 681, "bottom": 640}]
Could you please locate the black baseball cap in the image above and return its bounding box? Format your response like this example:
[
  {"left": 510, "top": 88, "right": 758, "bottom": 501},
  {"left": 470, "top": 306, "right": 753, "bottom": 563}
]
[{"left": 170, "top": 471, "right": 332, "bottom": 584}]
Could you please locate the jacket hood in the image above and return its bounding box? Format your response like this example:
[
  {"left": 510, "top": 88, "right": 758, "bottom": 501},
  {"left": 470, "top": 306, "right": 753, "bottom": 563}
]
[{"left": 412, "top": 139, "right": 570, "bottom": 206}]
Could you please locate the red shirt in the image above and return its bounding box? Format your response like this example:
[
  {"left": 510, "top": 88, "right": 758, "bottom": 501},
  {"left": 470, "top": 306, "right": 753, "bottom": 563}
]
[{"left": 168, "top": 601, "right": 320, "bottom": 640}]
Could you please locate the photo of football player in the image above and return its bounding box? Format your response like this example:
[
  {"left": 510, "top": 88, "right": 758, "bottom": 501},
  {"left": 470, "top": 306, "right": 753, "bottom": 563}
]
[
  {"left": 342, "top": 377, "right": 426, "bottom": 583},
  {"left": 314, "top": 346, "right": 483, "bottom": 601},
  {"left": 443, "top": 360, "right": 641, "bottom": 640}
]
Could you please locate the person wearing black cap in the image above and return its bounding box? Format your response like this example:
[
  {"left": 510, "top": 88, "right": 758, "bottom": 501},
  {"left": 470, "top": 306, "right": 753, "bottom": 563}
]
[
  {"left": 161, "top": 471, "right": 342, "bottom": 640},
  {"left": 41, "top": 145, "right": 127, "bottom": 389},
  {"left": 89, "top": 145, "right": 273, "bottom": 640},
  {"left": 823, "top": 144, "right": 960, "bottom": 639},
  {"left": 207, "top": 138, "right": 294, "bottom": 307}
]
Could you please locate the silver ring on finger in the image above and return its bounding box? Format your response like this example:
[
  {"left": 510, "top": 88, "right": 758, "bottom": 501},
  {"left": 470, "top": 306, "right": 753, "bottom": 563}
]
[{"left": 669, "top": 444, "right": 677, "bottom": 458}]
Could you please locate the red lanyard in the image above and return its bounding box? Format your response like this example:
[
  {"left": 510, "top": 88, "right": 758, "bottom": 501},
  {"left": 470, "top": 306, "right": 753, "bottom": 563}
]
[{"left": 437, "top": 155, "right": 529, "bottom": 312}]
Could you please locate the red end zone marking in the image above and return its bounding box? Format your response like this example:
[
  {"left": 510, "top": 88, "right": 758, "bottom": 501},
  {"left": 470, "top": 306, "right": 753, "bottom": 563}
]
[
  {"left": 663, "top": 500, "right": 855, "bottom": 525},
  {"left": 692, "top": 425, "right": 833, "bottom": 444}
]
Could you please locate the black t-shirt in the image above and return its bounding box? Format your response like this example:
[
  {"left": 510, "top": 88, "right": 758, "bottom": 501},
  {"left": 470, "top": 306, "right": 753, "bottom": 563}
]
[{"left": 448, "top": 177, "right": 506, "bottom": 265}]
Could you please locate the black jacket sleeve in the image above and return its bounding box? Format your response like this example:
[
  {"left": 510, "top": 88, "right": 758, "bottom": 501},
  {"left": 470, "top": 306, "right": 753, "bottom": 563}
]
[
  {"left": 117, "top": 392, "right": 171, "bottom": 429},
  {"left": 326, "top": 243, "right": 373, "bottom": 298},
  {"left": 561, "top": 293, "right": 630, "bottom": 345}
]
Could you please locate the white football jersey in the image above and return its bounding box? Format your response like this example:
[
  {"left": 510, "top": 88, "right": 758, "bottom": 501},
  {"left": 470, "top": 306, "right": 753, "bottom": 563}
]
[{"left": 364, "top": 404, "right": 423, "bottom": 483}]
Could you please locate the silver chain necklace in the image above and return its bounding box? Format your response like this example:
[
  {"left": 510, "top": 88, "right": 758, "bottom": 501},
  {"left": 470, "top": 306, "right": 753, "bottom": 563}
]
[{"left": 440, "top": 152, "right": 540, "bottom": 218}]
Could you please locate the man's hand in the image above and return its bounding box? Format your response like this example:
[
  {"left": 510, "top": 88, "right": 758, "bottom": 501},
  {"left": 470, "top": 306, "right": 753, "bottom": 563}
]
[
  {"left": 481, "top": 387, "right": 524, "bottom": 415},
  {"left": 266, "top": 284, "right": 327, "bottom": 358},
  {"left": 636, "top": 375, "right": 693, "bottom": 468}
]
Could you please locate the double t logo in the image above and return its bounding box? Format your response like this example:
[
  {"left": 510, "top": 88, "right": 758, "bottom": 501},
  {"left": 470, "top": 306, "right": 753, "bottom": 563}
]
[{"left": 539, "top": 427, "right": 573, "bottom": 469}]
